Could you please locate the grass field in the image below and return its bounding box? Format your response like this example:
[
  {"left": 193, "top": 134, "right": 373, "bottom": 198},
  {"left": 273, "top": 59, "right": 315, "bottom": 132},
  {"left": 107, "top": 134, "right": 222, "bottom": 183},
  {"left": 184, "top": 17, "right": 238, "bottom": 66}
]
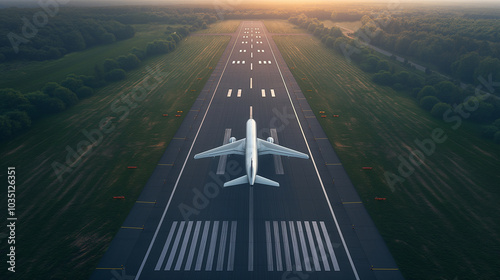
[
  {"left": 0, "top": 34, "right": 230, "bottom": 280},
  {"left": 195, "top": 20, "right": 241, "bottom": 33},
  {"left": 0, "top": 24, "right": 183, "bottom": 93},
  {"left": 274, "top": 35, "right": 500, "bottom": 279},
  {"left": 263, "top": 19, "right": 308, "bottom": 33}
]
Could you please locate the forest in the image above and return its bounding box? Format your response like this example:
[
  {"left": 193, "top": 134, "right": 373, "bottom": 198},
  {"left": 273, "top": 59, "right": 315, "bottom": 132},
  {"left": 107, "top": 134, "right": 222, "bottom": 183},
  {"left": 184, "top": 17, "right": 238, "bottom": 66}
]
[
  {"left": 0, "top": 6, "right": 218, "bottom": 141},
  {"left": 288, "top": 10, "right": 500, "bottom": 143}
]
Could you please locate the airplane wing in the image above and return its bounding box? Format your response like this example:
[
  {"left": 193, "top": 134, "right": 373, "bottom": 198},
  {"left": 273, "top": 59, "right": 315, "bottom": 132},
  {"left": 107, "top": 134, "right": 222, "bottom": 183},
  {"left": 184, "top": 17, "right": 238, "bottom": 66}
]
[
  {"left": 194, "top": 139, "right": 246, "bottom": 159},
  {"left": 257, "top": 138, "right": 309, "bottom": 159}
]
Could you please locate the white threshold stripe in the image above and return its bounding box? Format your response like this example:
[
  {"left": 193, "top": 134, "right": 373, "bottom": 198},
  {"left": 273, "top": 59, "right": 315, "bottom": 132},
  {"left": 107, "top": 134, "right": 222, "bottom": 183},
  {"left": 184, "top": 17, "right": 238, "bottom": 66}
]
[
  {"left": 273, "top": 221, "right": 283, "bottom": 271},
  {"left": 312, "top": 221, "right": 330, "bottom": 271},
  {"left": 227, "top": 89, "right": 232, "bottom": 97},
  {"left": 296, "top": 221, "right": 311, "bottom": 271},
  {"left": 320, "top": 221, "right": 340, "bottom": 271},
  {"left": 281, "top": 221, "right": 292, "bottom": 271},
  {"left": 184, "top": 221, "right": 202, "bottom": 271},
  {"left": 135, "top": 21, "right": 245, "bottom": 279},
  {"left": 264, "top": 23, "right": 361, "bottom": 280},
  {"left": 227, "top": 221, "right": 237, "bottom": 271},
  {"left": 164, "top": 221, "right": 185, "bottom": 271},
  {"left": 271, "top": 89, "right": 276, "bottom": 97},
  {"left": 195, "top": 221, "right": 211, "bottom": 271},
  {"left": 174, "top": 221, "right": 193, "bottom": 270},
  {"left": 216, "top": 221, "right": 229, "bottom": 271},
  {"left": 154, "top": 221, "right": 178, "bottom": 270},
  {"left": 265, "top": 221, "right": 273, "bottom": 271},
  {"left": 289, "top": 221, "right": 302, "bottom": 271},
  {"left": 304, "top": 221, "right": 321, "bottom": 271},
  {"left": 237, "top": 89, "right": 242, "bottom": 98},
  {"left": 261, "top": 89, "right": 266, "bottom": 97},
  {"left": 205, "top": 221, "right": 219, "bottom": 271}
]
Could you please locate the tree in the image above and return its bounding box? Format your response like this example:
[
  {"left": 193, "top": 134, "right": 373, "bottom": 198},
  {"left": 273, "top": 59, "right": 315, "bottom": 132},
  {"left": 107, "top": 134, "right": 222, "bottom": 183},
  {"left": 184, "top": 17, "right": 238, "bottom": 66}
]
[
  {"left": 130, "top": 47, "right": 146, "bottom": 60},
  {"left": 170, "top": 33, "right": 181, "bottom": 43},
  {"left": 5, "top": 111, "right": 31, "bottom": 133},
  {"left": 52, "top": 87, "right": 79, "bottom": 107},
  {"left": 0, "top": 115, "right": 12, "bottom": 140},
  {"left": 420, "top": 96, "right": 441, "bottom": 111},
  {"left": 434, "top": 81, "right": 459, "bottom": 104},
  {"left": 470, "top": 102, "right": 495, "bottom": 123},
  {"left": 431, "top": 102, "right": 452, "bottom": 118},
  {"left": 0, "top": 88, "right": 30, "bottom": 113},
  {"left": 494, "top": 131, "right": 500, "bottom": 144},
  {"left": 376, "top": 60, "right": 390, "bottom": 72},
  {"left": 61, "top": 77, "right": 84, "bottom": 93},
  {"left": 103, "top": 59, "right": 120, "bottom": 72},
  {"left": 372, "top": 71, "right": 393, "bottom": 86},
  {"left": 146, "top": 40, "right": 170, "bottom": 55},
  {"left": 451, "top": 52, "right": 480, "bottom": 83},
  {"left": 395, "top": 71, "right": 410, "bottom": 86},
  {"left": 365, "top": 55, "right": 380, "bottom": 72},
  {"left": 105, "top": 69, "right": 126, "bottom": 82},
  {"left": 482, "top": 125, "right": 498, "bottom": 139},
  {"left": 493, "top": 118, "right": 500, "bottom": 129},
  {"left": 117, "top": 54, "right": 140, "bottom": 71},
  {"left": 474, "top": 57, "right": 500, "bottom": 82},
  {"left": 42, "top": 82, "right": 60, "bottom": 96},
  {"left": 25, "top": 91, "right": 65, "bottom": 116},
  {"left": 76, "top": 87, "right": 94, "bottom": 99},
  {"left": 62, "top": 30, "right": 86, "bottom": 51},
  {"left": 417, "top": 85, "right": 438, "bottom": 101}
]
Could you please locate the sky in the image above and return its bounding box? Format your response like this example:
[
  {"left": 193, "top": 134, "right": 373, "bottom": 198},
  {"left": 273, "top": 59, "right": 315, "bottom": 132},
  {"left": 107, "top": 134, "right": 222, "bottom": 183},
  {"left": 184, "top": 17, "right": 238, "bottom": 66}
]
[{"left": 1, "top": 0, "right": 500, "bottom": 8}]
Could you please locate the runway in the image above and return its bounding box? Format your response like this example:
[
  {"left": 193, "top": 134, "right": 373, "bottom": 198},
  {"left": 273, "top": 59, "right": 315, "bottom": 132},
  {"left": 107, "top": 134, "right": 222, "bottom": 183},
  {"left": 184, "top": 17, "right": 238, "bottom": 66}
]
[{"left": 91, "top": 21, "right": 404, "bottom": 280}]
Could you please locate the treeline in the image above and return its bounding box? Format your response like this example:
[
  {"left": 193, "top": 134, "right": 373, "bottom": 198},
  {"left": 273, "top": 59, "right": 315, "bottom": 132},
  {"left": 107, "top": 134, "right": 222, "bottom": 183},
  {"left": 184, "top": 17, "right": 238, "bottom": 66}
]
[
  {"left": 288, "top": 15, "right": 500, "bottom": 144},
  {"left": 82, "top": 6, "right": 218, "bottom": 25},
  {"left": 0, "top": 9, "right": 135, "bottom": 62},
  {"left": 0, "top": 6, "right": 219, "bottom": 63},
  {"left": 220, "top": 10, "right": 291, "bottom": 20},
  {"left": 0, "top": 25, "right": 193, "bottom": 141},
  {"left": 357, "top": 14, "right": 500, "bottom": 83}
]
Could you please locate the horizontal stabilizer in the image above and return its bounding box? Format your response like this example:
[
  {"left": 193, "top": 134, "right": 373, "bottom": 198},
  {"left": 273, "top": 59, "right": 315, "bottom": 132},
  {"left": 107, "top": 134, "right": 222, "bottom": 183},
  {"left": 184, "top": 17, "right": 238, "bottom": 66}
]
[
  {"left": 255, "top": 175, "right": 280, "bottom": 187},
  {"left": 223, "top": 175, "right": 248, "bottom": 187}
]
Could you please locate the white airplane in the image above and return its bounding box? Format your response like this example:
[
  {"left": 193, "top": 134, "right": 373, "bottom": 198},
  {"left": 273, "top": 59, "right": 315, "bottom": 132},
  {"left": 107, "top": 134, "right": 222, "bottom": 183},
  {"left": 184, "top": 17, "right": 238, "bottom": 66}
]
[{"left": 194, "top": 106, "right": 309, "bottom": 187}]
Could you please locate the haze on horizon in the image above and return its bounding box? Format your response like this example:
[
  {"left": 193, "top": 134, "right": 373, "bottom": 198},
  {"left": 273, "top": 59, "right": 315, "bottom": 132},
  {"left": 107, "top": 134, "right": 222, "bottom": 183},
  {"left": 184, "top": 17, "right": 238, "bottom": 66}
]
[{"left": 2, "top": 0, "right": 500, "bottom": 8}]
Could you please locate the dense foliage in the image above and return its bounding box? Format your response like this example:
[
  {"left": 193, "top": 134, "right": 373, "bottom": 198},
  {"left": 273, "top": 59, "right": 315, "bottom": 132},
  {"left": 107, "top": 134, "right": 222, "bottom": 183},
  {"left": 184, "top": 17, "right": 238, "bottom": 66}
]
[
  {"left": 0, "top": 9, "right": 135, "bottom": 62},
  {"left": 357, "top": 13, "right": 500, "bottom": 83},
  {"left": 289, "top": 13, "right": 500, "bottom": 143}
]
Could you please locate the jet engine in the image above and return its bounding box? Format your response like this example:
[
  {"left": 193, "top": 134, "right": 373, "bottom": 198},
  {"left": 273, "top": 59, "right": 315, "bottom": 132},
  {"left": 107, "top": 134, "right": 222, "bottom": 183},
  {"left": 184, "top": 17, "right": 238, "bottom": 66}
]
[
  {"left": 229, "top": 137, "right": 236, "bottom": 143},
  {"left": 266, "top": 137, "right": 274, "bottom": 143}
]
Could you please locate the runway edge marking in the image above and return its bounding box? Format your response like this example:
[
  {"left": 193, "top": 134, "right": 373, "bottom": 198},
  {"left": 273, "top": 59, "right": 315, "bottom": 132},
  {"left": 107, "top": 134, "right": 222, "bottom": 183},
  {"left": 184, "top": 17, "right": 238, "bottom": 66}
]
[
  {"left": 135, "top": 22, "right": 244, "bottom": 280},
  {"left": 263, "top": 23, "right": 361, "bottom": 280}
]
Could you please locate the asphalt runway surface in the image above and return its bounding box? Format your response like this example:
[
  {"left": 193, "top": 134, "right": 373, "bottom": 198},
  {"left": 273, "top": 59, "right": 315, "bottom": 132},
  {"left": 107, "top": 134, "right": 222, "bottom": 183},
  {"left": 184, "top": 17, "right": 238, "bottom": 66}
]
[{"left": 91, "top": 21, "right": 404, "bottom": 280}]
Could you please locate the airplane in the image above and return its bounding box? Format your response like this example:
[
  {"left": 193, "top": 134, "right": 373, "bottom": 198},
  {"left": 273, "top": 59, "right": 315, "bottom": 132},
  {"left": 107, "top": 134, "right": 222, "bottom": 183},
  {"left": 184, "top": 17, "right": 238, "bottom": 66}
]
[{"left": 194, "top": 106, "right": 309, "bottom": 187}]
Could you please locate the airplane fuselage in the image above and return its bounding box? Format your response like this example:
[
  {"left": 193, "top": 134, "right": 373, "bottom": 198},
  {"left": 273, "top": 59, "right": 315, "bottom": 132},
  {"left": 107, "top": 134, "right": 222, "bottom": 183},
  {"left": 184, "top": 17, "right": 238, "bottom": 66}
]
[{"left": 246, "top": 118, "right": 258, "bottom": 185}]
